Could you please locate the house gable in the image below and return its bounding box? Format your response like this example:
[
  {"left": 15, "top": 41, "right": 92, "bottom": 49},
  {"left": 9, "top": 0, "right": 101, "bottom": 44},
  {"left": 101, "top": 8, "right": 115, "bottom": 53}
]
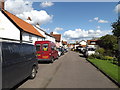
[
  {"left": 2, "top": 10, "right": 45, "bottom": 38},
  {"left": 0, "top": 10, "right": 20, "bottom": 40}
]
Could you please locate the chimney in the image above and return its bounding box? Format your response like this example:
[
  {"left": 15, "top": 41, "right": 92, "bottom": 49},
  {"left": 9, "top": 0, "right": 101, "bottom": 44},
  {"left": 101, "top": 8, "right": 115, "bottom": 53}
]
[
  {"left": 50, "top": 32, "right": 53, "bottom": 35},
  {"left": 0, "top": 0, "right": 4, "bottom": 10},
  {"left": 36, "top": 23, "right": 40, "bottom": 28},
  {"left": 27, "top": 17, "right": 32, "bottom": 21},
  {"left": 36, "top": 23, "right": 39, "bottom": 26}
]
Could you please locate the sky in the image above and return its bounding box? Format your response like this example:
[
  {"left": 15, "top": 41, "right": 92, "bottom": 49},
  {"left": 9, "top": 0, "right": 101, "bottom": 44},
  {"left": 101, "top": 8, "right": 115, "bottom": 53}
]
[{"left": 4, "top": 0, "right": 120, "bottom": 43}]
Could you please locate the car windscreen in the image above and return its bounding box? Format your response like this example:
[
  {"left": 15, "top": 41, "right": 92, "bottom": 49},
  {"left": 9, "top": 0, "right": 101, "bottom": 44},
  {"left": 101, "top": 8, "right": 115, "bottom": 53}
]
[
  {"left": 88, "top": 48, "right": 95, "bottom": 51},
  {"left": 36, "top": 44, "right": 41, "bottom": 51},
  {"left": 57, "top": 48, "right": 61, "bottom": 51},
  {"left": 42, "top": 44, "right": 48, "bottom": 51}
]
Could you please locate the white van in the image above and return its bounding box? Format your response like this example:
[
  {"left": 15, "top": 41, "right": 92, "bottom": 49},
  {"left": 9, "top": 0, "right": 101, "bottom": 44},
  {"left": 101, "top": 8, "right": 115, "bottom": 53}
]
[{"left": 85, "top": 47, "right": 95, "bottom": 56}]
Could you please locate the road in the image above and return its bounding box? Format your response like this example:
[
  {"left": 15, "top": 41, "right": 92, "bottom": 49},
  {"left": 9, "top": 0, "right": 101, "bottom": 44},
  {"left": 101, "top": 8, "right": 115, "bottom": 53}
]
[{"left": 18, "top": 51, "right": 118, "bottom": 88}]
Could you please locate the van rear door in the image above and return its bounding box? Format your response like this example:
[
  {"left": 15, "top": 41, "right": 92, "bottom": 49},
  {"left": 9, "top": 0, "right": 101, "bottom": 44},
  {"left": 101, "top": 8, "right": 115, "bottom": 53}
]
[
  {"left": 36, "top": 44, "right": 42, "bottom": 59},
  {"left": 41, "top": 43, "right": 49, "bottom": 60}
]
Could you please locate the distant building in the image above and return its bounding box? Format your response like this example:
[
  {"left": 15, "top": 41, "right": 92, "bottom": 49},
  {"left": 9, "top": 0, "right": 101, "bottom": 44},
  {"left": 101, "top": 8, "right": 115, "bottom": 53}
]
[
  {"left": 79, "top": 40, "right": 87, "bottom": 47},
  {"left": 87, "top": 40, "right": 99, "bottom": 48},
  {"left": 68, "top": 44, "right": 75, "bottom": 49},
  {"left": 50, "top": 32, "right": 62, "bottom": 48},
  {"left": 62, "top": 41, "right": 68, "bottom": 48},
  {"left": 62, "top": 41, "right": 67, "bottom": 45}
]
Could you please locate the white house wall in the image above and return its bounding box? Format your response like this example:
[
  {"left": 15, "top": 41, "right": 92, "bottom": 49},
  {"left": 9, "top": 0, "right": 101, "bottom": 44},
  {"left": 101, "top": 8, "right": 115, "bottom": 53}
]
[
  {"left": 45, "top": 35, "right": 55, "bottom": 43},
  {"left": 0, "top": 11, "right": 20, "bottom": 40},
  {"left": 22, "top": 32, "right": 44, "bottom": 45},
  {"left": 80, "top": 41, "right": 87, "bottom": 45},
  {"left": 34, "top": 26, "right": 55, "bottom": 43},
  {"left": 34, "top": 26, "right": 46, "bottom": 37},
  {"left": 22, "top": 32, "right": 29, "bottom": 41}
]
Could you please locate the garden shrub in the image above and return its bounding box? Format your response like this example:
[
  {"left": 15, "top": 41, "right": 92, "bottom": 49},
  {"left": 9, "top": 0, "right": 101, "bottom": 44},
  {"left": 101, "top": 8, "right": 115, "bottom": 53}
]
[
  {"left": 104, "top": 56, "right": 114, "bottom": 60},
  {"left": 88, "top": 54, "right": 115, "bottom": 61},
  {"left": 88, "top": 54, "right": 105, "bottom": 60},
  {"left": 96, "top": 48, "right": 105, "bottom": 55},
  {"left": 88, "top": 55, "right": 95, "bottom": 59}
]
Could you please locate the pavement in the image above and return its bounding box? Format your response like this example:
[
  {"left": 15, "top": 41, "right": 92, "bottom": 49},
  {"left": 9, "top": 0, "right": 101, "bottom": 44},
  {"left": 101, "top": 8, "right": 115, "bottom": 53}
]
[{"left": 18, "top": 51, "right": 118, "bottom": 88}]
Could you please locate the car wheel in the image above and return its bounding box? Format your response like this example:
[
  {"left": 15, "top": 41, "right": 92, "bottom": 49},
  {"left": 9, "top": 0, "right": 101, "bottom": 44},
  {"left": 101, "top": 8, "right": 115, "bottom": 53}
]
[
  {"left": 51, "top": 57, "right": 54, "bottom": 63},
  {"left": 56, "top": 55, "right": 59, "bottom": 60},
  {"left": 29, "top": 66, "right": 37, "bottom": 79}
]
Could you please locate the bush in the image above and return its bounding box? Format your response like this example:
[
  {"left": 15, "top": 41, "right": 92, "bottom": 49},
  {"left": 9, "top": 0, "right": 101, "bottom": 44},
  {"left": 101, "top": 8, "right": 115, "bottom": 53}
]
[
  {"left": 88, "top": 54, "right": 115, "bottom": 61},
  {"left": 96, "top": 48, "right": 105, "bottom": 55},
  {"left": 88, "top": 55, "right": 95, "bottom": 59},
  {"left": 88, "top": 54, "right": 105, "bottom": 60},
  {"left": 104, "top": 56, "right": 114, "bottom": 60}
]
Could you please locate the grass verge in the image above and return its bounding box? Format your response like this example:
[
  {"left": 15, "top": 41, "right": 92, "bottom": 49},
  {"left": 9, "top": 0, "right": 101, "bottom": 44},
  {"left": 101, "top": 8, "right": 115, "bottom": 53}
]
[{"left": 88, "top": 58, "right": 120, "bottom": 83}]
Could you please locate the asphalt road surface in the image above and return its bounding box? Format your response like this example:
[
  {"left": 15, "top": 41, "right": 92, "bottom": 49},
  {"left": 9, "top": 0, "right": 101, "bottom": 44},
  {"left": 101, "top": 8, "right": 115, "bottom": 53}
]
[{"left": 18, "top": 51, "right": 118, "bottom": 88}]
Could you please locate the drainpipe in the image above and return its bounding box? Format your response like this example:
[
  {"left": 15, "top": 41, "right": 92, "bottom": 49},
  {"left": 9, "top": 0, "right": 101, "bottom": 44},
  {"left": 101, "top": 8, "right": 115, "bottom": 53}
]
[{"left": 20, "top": 31, "right": 23, "bottom": 43}]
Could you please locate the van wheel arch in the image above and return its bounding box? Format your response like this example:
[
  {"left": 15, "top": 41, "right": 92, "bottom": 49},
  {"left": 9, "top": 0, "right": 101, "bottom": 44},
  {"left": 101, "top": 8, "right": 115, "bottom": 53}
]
[{"left": 29, "top": 65, "right": 37, "bottom": 79}]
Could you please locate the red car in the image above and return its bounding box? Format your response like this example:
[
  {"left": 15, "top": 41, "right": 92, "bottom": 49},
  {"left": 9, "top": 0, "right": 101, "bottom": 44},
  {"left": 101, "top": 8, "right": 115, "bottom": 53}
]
[{"left": 35, "top": 41, "right": 59, "bottom": 62}]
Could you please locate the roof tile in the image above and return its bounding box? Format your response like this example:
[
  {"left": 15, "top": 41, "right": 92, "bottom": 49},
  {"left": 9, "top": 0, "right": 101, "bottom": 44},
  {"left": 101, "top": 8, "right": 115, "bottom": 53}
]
[{"left": 52, "top": 34, "right": 61, "bottom": 42}]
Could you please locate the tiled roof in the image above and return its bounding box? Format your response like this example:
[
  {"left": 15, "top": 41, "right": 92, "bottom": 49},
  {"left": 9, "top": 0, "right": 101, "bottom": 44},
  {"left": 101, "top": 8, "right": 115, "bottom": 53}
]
[
  {"left": 52, "top": 34, "right": 61, "bottom": 42},
  {"left": 62, "top": 41, "right": 67, "bottom": 45},
  {"left": 87, "top": 40, "right": 98, "bottom": 45},
  {"left": 2, "top": 10, "right": 45, "bottom": 38}
]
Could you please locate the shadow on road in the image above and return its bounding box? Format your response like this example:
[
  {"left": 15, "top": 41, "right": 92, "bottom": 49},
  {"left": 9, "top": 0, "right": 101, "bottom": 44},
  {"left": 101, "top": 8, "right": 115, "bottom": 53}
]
[
  {"left": 79, "top": 54, "right": 85, "bottom": 58},
  {"left": 11, "top": 78, "right": 28, "bottom": 90},
  {"left": 38, "top": 61, "right": 51, "bottom": 64}
]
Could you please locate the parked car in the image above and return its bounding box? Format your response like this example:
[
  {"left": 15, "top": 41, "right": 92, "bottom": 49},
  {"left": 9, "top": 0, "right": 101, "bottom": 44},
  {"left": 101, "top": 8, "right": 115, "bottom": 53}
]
[
  {"left": 35, "top": 41, "right": 59, "bottom": 63},
  {"left": 64, "top": 48, "right": 68, "bottom": 53},
  {"left": 57, "top": 48, "right": 62, "bottom": 57},
  {"left": 60, "top": 47, "right": 65, "bottom": 55},
  {"left": 57, "top": 47, "right": 64, "bottom": 57},
  {"left": 71, "top": 47, "right": 75, "bottom": 51},
  {"left": 76, "top": 46, "right": 82, "bottom": 52},
  {"left": 1, "top": 42, "right": 38, "bottom": 89},
  {"left": 85, "top": 47, "right": 96, "bottom": 57}
]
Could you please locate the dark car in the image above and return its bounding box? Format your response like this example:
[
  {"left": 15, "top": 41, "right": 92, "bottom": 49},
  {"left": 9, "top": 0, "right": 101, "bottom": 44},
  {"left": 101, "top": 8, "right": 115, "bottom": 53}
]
[
  {"left": 64, "top": 48, "right": 68, "bottom": 53},
  {"left": 1, "top": 42, "right": 38, "bottom": 89}
]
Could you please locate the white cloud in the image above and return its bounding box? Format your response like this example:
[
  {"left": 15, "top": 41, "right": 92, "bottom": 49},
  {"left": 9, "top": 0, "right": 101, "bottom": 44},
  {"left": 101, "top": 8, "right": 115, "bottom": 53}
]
[
  {"left": 89, "top": 17, "right": 99, "bottom": 22},
  {"left": 5, "top": 0, "right": 33, "bottom": 15},
  {"left": 17, "top": 10, "right": 53, "bottom": 25},
  {"left": 89, "top": 20, "right": 93, "bottom": 22},
  {"left": 63, "top": 28, "right": 112, "bottom": 41},
  {"left": 98, "top": 19, "right": 108, "bottom": 23},
  {"left": 53, "top": 32, "right": 59, "bottom": 34},
  {"left": 40, "top": 1, "right": 54, "bottom": 8},
  {"left": 94, "top": 17, "right": 99, "bottom": 21},
  {"left": 89, "top": 17, "right": 108, "bottom": 23},
  {"left": 96, "top": 26, "right": 101, "bottom": 29},
  {"left": 5, "top": 0, "right": 53, "bottom": 25},
  {"left": 54, "top": 27, "right": 63, "bottom": 31},
  {"left": 53, "top": 27, "right": 63, "bottom": 34},
  {"left": 88, "top": 29, "right": 94, "bottom": 34},
  {"left": 115, "top": 4, "right": 120, "bottom": 13},
  {"left": 41, "top": 28, "right": 50, "bottom": 32}
]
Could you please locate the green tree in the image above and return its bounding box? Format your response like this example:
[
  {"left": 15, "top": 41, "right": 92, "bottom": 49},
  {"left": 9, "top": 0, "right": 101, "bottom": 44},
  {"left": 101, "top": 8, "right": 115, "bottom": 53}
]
[
  {"left": 112, "top": 19, "right": 120, "bottom": 37},
  {"left": 98, "top": 34, "right": 118, "bottom": 56}
]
